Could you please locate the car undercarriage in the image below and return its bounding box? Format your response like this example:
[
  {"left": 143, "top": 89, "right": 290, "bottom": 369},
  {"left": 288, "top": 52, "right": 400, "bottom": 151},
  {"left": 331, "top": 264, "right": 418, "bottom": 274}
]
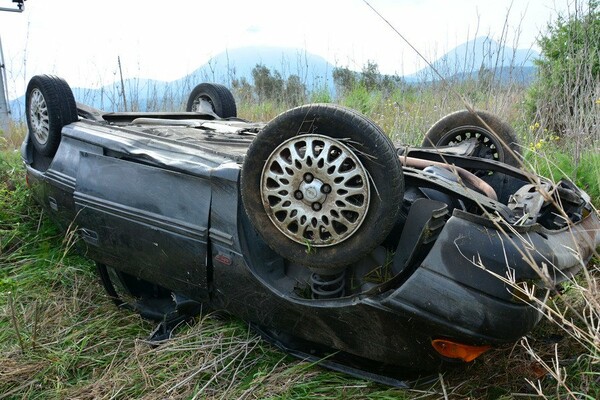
[{"left": 21, "top": 74, "right": 600, "bottom": 385}]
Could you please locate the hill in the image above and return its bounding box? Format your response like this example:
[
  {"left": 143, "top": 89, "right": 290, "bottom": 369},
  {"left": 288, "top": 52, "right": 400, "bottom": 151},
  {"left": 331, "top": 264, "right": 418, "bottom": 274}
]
[
  {"left": 9, "top": 47, "right": 337, "bottom": 117},
  {"left": 8, "top": 39, "right": 540, "bottom": 117},
  {"left": 183, "top": 46, "right": 335, "bottom": 91},
  {"left": 405, "top": 36, "right": 539, "bottom": 84}
]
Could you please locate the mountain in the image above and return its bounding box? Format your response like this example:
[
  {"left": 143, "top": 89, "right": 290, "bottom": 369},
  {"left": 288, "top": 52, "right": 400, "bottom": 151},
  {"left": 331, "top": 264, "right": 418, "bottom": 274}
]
[
  {"left": 9, "top": 40, "right": 540, "bottom": 118},
  {"left": 181, "top": 47, "right": 336, "bottom": 91},
  {"left": 405, "top": 36, "right": 540, "bottom": 84},
  {"left": 9, "top": 47, "right": 337, "bottom": 118}
]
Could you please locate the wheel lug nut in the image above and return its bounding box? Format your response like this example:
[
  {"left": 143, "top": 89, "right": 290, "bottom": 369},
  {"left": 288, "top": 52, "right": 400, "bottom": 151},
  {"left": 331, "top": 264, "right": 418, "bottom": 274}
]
[
  {"left": 304, "top": 173, "right": 314, "bottom": 183},
  {"left": 294, "top": 191, "right": 303, "bottom": 200},
  {"left": 322, "top": 184, "right": 331, "bottom": 194},
  {"left": 312, "top": 202, "right": 322, "bottom": 211}
]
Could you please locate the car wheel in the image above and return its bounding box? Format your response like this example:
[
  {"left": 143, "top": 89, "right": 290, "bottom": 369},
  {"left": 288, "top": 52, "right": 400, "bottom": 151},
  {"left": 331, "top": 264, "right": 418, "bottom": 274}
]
[
  {"left": 96, "top": 263, "right": 176, "bottom": 321},
  {"left": 241, "top": 104, "right": 404, "bottom": 274},
  {"left": 422, "top": 110, "right": 521, "bottom": 167},
  {"left": 25, "top": 75, "right": 78, "bottom": 157},
  {"left": 186, "top": 83, "right": 237, "bottom": 118}
]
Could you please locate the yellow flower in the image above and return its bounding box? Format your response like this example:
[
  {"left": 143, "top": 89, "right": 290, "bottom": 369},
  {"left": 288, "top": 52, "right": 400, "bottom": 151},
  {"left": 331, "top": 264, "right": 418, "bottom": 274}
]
[{"left": 596, "top": 99, "right": 600, "bottom": 105}]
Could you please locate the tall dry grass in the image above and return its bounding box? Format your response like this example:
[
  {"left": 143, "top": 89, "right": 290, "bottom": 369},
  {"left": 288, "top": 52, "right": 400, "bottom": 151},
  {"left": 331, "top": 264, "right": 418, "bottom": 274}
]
[{"left": 1, "top": 5, "right": 599, "bottom": 397}]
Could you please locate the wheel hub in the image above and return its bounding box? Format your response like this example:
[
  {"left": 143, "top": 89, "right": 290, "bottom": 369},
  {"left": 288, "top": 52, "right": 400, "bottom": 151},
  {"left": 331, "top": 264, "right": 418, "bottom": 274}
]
[
  {"left": 260, "top": 134, "right": 370, "bottom": 247},
  {"left": 299, "top": 179, "right": 326, "bottom": 203},
  {"left": 192, "top": 96, "right": 215, "bottom": 114}
]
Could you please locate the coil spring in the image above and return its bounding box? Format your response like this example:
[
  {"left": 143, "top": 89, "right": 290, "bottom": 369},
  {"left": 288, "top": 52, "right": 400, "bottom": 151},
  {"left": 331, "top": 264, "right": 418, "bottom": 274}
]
[{"left": 310, "top": 271, "right": 346, "bottom": 299}]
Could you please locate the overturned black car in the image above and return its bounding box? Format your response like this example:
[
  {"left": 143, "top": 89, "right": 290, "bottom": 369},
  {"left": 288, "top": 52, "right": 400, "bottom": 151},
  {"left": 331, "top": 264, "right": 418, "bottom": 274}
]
[{"left": 21, "top": 74, "right": 600, "bottom": 386}]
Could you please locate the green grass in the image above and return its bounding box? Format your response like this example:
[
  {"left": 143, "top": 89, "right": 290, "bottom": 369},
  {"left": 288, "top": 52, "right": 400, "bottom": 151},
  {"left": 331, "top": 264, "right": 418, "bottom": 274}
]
[
  {"left": 0, "top": 150, "right": 421, "bottom": 399},
  {"left": 524, "top": 143, "right": 600, "bottom": 206},
  {"left": 1, "top": 83, "right": 599, "bottom": 398}
]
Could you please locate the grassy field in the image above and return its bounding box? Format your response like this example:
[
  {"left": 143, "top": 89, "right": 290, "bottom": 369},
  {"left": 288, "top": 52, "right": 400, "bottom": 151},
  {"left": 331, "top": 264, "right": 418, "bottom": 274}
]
[{"left": 1, "top": 80, "right": 600, "bottom": 399}]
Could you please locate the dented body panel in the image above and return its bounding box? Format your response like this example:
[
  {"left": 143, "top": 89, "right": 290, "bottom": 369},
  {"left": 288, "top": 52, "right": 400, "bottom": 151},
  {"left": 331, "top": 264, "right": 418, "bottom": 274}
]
[{"left": 22, "top": 106, "right": 600, "bottom": 385}]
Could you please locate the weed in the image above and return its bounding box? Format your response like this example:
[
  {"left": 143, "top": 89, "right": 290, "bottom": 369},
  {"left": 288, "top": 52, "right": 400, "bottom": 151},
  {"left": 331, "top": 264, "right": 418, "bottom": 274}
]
[
  {"left": 1, "top": 22, "right": 599, "bottom": 394},
  {"left": 303, "top": 238, "right": 315, "bottom": 255}
]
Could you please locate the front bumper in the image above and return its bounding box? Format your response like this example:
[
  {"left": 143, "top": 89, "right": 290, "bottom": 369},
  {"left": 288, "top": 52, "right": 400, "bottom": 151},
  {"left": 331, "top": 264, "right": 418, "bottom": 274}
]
[{"left": 383, "top": 209, "right": 600, "bottom": 343}]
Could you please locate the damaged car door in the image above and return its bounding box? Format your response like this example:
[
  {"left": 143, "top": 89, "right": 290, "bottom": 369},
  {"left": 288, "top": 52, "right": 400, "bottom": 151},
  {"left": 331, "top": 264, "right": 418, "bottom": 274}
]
[{"left": 74, "top": 152, "right": 211, "bottom": 301}]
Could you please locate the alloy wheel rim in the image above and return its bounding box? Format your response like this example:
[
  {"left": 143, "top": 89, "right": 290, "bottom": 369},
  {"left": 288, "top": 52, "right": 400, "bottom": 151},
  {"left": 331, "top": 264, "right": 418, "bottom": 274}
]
[
  {"left": 260, "top": 134, "right": 370, "bottom": 247},
  {"left": 29, "top": 88, "right": 49, "bottom": 145}
]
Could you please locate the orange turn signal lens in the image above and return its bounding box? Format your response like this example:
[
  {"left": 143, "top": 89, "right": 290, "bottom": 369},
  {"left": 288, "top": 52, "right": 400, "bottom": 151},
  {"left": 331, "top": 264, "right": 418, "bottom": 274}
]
[{"left": 431, "top": 339, "right": 491, "bottom": 362}]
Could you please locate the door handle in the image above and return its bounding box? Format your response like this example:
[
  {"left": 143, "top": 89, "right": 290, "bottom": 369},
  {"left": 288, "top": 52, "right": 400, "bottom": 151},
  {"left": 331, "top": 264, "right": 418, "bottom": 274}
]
[
  {"left": 79, "top": 228, "right": 99, "bottom": 246},
  {"left": 48, "top": 196, "right": 58, "bottom": 212}
]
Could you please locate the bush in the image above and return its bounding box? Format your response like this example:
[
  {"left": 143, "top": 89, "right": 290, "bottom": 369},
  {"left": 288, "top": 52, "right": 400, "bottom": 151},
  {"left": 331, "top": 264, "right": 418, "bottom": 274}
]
[{"left": 526, "top": 0, "right": 599, "bottom": 142}]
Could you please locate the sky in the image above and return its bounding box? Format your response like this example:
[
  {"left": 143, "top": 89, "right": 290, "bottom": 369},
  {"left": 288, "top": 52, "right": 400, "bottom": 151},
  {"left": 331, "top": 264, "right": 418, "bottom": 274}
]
[{"left": 0, "top": 0, "right": 572, "bottom": 101}]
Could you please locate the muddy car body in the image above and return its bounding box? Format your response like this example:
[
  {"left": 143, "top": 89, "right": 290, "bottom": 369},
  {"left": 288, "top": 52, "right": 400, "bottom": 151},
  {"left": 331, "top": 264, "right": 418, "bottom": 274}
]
[{"left": 21, "top": 75, "right": 600, "bottom": 385}]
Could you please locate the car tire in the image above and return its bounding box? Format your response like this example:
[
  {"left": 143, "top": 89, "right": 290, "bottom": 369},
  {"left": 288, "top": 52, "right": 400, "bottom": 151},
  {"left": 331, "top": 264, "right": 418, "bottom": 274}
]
[
  {"left": 241, "top": 104, "right": 404, "bottom": 274},
  {"left": 25, "top": 75, "right": 78, "bottom": 157},
  {"left": 186, "top": 83, "right": 237, "bottom": 118},
  {"left": 422, "top": 110, "right": 521, "bottom": 166}
]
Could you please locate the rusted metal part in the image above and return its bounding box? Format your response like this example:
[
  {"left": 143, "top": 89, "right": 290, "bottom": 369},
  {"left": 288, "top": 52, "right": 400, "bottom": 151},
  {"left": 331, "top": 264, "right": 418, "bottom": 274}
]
[
  {"left": 400, "top": 156, "right": 498, "bottom": 200},
  {"left": 20, "top": 78, "right": 600, "bottom": 385}
]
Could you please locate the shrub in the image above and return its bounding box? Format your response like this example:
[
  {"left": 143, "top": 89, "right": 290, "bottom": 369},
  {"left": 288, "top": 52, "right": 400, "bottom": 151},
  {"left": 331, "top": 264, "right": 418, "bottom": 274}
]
[{"left": 525, "top": 0, "right": 599, "bottom": 142}]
